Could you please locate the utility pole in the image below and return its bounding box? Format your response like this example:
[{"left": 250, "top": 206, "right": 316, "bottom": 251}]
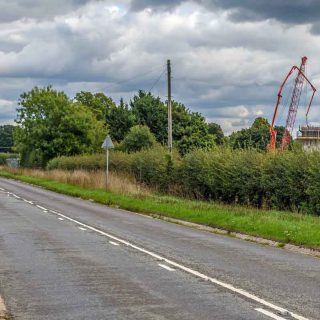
[{"left": 167, "top": 59, "right": 172, "bottom": 152}]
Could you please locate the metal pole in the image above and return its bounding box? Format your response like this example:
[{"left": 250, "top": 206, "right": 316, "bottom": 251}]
[
  {"left": 106, "top": 149, "right": 109, "bottom": 189},
  {"left": 167, "top": 59, "right": 172, "bottom": 153}
]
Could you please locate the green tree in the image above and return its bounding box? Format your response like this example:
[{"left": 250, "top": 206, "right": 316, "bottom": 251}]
[
  {"left": 0, "top": 125, "right": 15, "bottom": 152},
  {"left": 108, "top": 98, "right": 136, "bottom": 142},
  {"left": 75, "top": 91, "right": 115, "bottom": 121},
  {"left": 130, "top": 90, "right": 167, "bottom": 143},
  {"left": 76, "top": 92, "right": 136, "bottom": 142},
  {"left": 120, "top": 125, "right": 156, "bottom": 153},
  {"left": 15, "top": 86, "right": 106, "bottom": 167},
  {"left": 172, "top": 102, "right": 215, "bottom": 154},
  {"left": 208, "top": 122, "right": 224, "bottom": 145},
  {"left": 130, "top": 91, "right": 215, "bottom": 154}
]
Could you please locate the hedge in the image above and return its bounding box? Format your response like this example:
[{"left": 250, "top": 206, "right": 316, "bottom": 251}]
[{"left": 47, "top": 147, "right": 320, "bottom": 215}]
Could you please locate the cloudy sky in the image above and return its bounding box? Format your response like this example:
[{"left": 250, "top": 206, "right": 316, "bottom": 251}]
[{"left": 1, "top": 0, "right": 320, "bottom": 134}]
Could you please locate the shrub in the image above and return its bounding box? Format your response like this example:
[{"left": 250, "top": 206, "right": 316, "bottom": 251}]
[{"left": 120, "top": 125, "right": 156, "bottom": 153}]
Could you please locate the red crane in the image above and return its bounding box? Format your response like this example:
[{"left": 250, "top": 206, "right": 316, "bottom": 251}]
[{"left": 269, "top": 56, "right": 317, "bottom": 151}]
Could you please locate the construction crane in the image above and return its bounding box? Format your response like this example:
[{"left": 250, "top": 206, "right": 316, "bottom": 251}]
[{"left": 269, "top": 56, "right": 317, "bottom": 151}]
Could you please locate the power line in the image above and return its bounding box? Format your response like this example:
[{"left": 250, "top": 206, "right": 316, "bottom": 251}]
[
  {"left": 148, "top": 68, "right": 166, "bottom": 92},
  {"left": 107, "top": 64, "right": 164, "bottom": 90}
]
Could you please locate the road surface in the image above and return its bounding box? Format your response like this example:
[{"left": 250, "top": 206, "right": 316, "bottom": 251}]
[{"left": 0, "top": 177, "right": 319, "bottom": 320}]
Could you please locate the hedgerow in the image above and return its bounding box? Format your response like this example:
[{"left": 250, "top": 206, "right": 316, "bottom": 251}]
[{"left": 47, "top": 147, "right": 320, "bottom": 215}]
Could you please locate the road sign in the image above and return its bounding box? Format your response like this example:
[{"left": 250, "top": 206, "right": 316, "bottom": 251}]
[
  {"left": 101, "top": 135, "right": 114, "bottom": 189},
  {"left": 102, "top": 135, "right": 114, "bottom": 149}
]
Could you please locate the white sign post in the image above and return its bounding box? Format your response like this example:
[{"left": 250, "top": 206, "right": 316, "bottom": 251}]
[{"left": 101, "top": 135, "right": 114, "bottom": 189}]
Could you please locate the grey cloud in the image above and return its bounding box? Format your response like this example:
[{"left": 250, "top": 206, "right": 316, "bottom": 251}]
[
  {"left": 0, "top": 0, "right": 98, "bottom": 23},
  {"left": 130, "top": 0, "right": 320, "bottom": 32}
]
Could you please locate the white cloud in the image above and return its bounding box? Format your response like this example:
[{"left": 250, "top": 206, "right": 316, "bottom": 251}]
[{"left": 0, "top": 0, "right": 320, "bottom": 133}]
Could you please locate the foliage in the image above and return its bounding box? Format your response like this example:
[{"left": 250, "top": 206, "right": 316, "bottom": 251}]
[
  {"left": 107, "top": 98, "right": 136, "bottom": 142},
  {"left": 208, "top": 122, "right": 224, "bottom": 145},
  {"left": 75, "top": 91, "right": 115, "bottom": 122},
  {"left": 15, "top": 86, "right": 106, "bottom": 167},
  {"left": 130, "top": 91, "right": 215, "bottom": 154},
  {"left": 229, "top": 117, "right": 285, "bottom": 151},
  {"left": 75, "top": 92, "right": 135, "bottom": 142},
  {"left": 130, "top": 90, "right": 167, "bottom": 143},
  {"left": 0, "top": 125, "right": 15, "bottom": 152},
  {"left": 120, "top": 125, "right": 156, "bottom": 153}
]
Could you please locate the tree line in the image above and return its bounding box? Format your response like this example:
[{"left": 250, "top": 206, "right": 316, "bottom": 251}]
[{"left": 1, "top": 85, "right": 290, "bottom": 167}]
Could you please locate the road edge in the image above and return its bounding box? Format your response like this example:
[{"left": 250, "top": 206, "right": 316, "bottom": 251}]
[
  {"left": 1, "top": 174, "right": 320, "bottom": 260},
  {"left": 0, "top": 296, "right": 10, "bottom": 320}
]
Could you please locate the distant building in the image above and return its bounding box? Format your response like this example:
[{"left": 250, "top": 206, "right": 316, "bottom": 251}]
[{"left": 296, "top": 125, "right": 320, "bottom": 150}]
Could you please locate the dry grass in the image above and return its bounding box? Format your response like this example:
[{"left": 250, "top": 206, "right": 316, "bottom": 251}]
[{"left": 1, "top": 166, "right": 150, "bottom": 196}]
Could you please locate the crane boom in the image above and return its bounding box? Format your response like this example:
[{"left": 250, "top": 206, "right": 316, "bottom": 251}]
[
  {"left": 281, "top": 57, "right": 307, "bottom": 150},
  {"left": 268, "top": 56, "right": 317, "bottom": 151}
]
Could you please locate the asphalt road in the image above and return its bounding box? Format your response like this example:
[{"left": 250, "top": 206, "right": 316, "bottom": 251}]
[{"left": 0, "top": 178, "right": 319, "bottom": 320}]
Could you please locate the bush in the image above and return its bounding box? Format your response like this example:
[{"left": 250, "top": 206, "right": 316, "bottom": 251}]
[
  {"left": 47, "top": 147, "right": 320, "bottom": 215},
  {"left": 120, "top": 125, "right": 156, "bottom": 153}
]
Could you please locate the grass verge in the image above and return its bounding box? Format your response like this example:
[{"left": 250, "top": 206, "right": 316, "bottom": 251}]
[{"left": 1, "top": 169, "right": 320, "bottom": 249}]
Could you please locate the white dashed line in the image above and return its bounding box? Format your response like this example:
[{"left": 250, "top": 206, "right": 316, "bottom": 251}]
[
  {"left": 158, "top": 264, "right": 175, "bottom": 271},
  {"left": 255, "top": 308, "right": 288, "bottom": 320},
  {"left": 23, "top": 199, "right": 34, "bottom": 204},
  {"left": 1, "top": 190, "right": 308, "bottom": 320},
  {"left": 109, "top": 241, "right": 120, "bottom": 246},
  {"left": 36, "top": 205, "right": 47, "bottom": 211},
  {"left": 44, "top": 209, "right": 306, "bottom": 320},
  {"left": 58, "top": 218, "right": 64, "bottom": 221}
]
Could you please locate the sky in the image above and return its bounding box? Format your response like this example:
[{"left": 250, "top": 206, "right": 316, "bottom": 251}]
[{"left": 1, "top": 0, "right": 320, "bottom": 134}]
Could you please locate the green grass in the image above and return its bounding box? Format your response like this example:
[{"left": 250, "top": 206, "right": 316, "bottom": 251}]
[{"left": 1, "top": 169, "right": 320, "bottom": 249}]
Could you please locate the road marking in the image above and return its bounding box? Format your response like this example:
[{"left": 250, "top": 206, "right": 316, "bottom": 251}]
[
  {"left": 0, "top": 187, "right": 5, "bottom": 191},
  {"left": 255, "top": 308, "right": 288, "bottom": 320},
  {"left": 13, "top": 196, "right": 307, "bottom": 320},
  {"left": 158, "top": 263, "right": 175, "bottom": 271},
  {"left": 58, "top": 218, "right": 64, "bottom": 221},
  {"left": 109, "top": 241, "right": 120, "bottom": 246},
  {"left": 12, "top": 194, "right": 21, "bottom": 199},
  {"left": 78, "top": 227, "right": 87, "bottom": 231},
  {"left": 40, "top": 209, "right": 307, "bottom": 320},
  {"left": 36, "top": 205, "right": 47, "bottom": 211},
  {"left": 23, "top": 199, "right": 34, "bottom": 204}
]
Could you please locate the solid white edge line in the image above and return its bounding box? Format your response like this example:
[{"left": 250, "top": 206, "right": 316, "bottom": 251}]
[
  {"left": 255, "top": 308, "right": 288, "bottom": 320},
  {"left": 45, "top": 209, "right": 307, "bottom": 320},
  {"left": 109, "top": 241, "right": 120, "bottom": 246},
  {"left": 158, "top": 263, "right": 175, "bottom": 271}
]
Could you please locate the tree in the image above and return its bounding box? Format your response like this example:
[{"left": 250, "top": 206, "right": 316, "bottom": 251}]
[
  {"left": 229, "top": 117, "right": 285, "bottom": 151},
  {"left": 208, "top": 122, "right": 224, "bottom": 145},
  {"left": 76, "top": 92, "right": 136, "bottom": 142},
  {"left": 130, "top": 91, "right": 215, "bottom": 154},
  {"left": 120, "top": 125, "right": 156, "bottom": 153},
  {"left": 15, "top": 86, "right": 106, "bottom": 167},
  {"left": 75, "top": 91, "right": 115, "bottom": 122},
  {"left": 0, "top": 125, "right": 15, "bottom": 152},
  {"left": 130, "top": 90, "right": 167, "bottom": 143},
  {"left": 172, "top": 101, "right": 215, "bottom": 154},
  {"left": 108, "top": 98, "right": 136, "bottom": 142}
]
